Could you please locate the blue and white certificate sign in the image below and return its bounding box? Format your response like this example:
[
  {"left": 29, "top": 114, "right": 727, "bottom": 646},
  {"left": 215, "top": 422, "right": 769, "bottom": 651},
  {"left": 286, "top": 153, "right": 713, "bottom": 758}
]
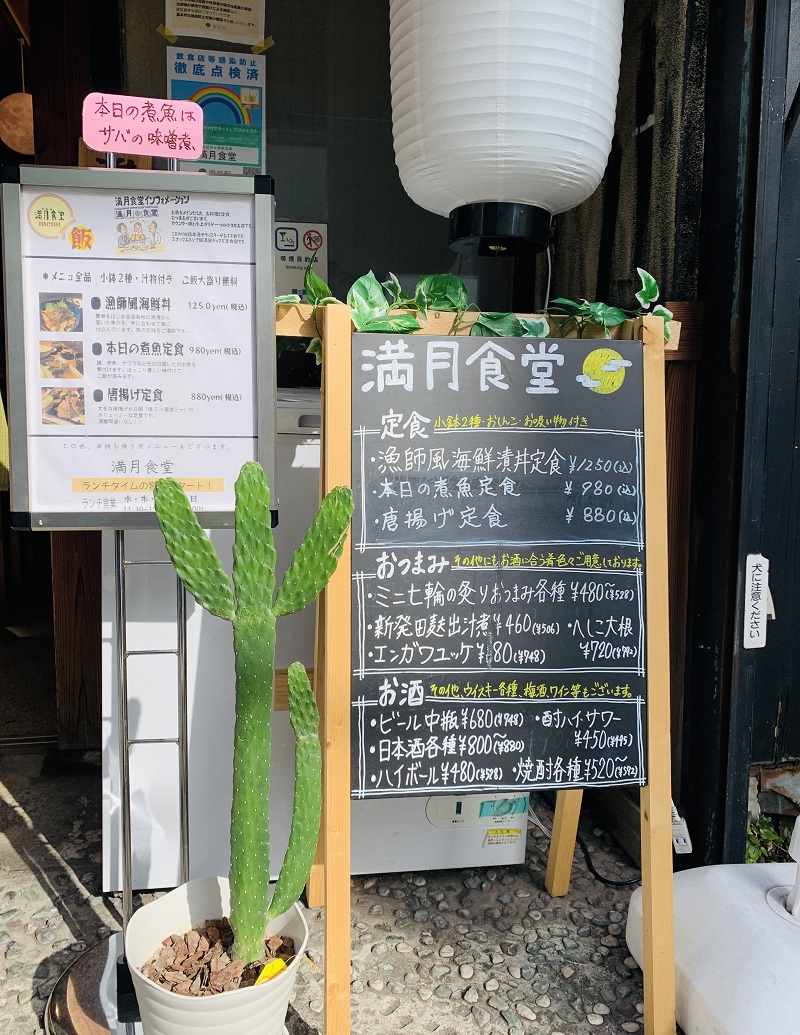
[{"left": 168, "top": 47, "right": 266, "bottom": 175}]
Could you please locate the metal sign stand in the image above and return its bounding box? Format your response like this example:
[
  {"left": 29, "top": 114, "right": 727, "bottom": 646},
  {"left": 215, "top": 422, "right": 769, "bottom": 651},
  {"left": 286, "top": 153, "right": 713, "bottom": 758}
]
[
  {"left": 41, "top": 149, "right": 193, "bottom": 1035},
  {"left": 109, "top": 153, "right": 191, "bottom": 1024},
  {"left": 26, "top": 132, "right": 277, "bottom": 1029},
  {"left": 113, "top": 529, "right": 190, "bottom": 1022}
]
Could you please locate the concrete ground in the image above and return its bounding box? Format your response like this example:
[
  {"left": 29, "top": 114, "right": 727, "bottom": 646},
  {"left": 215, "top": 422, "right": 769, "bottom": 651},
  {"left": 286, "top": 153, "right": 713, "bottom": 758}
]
[{"left": 0, "top": 749, "right": 646, "bottom": 1035}]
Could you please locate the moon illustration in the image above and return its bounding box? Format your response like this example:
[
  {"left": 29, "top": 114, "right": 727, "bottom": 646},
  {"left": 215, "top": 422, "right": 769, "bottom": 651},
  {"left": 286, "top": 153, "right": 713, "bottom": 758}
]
[{"left": 576, "top": 348, "right": 631, "bottom": 394}]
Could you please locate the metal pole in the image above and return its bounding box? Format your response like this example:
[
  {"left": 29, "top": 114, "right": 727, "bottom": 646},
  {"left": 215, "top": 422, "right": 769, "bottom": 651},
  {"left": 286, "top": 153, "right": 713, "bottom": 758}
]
[
  {"left": 176, "top": 577, "right": 190, "bottom": 884},
  {"left": 114, "top": 530, "right": 134, "bottom": 933},
  {"left": 169, "top": 149, "right": 190, "bottom": 885},
  {"left": 167, "top": 151, "right": 188, "bottom": 881}
]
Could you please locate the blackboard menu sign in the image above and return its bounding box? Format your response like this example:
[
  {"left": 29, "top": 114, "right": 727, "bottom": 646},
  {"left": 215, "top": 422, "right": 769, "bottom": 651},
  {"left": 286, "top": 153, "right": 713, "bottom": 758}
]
[{"left": 351, "top": 334, "right": 648, "bottom": 799}]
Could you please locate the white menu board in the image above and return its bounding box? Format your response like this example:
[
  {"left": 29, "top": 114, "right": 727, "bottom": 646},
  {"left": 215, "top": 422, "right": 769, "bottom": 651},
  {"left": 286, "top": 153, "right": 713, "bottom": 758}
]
[{"left": 2, "top": 167, "right": 276, "bottom": 529}]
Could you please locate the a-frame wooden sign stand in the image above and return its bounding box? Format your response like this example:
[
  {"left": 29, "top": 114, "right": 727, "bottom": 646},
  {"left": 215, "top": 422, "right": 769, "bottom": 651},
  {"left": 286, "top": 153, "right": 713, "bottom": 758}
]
[
  {"left": 543, "top": 318, "right": 677, "bottom": 1035},
  {"left": 274, "top": 303, "right": 676, "bottom": 1035}
]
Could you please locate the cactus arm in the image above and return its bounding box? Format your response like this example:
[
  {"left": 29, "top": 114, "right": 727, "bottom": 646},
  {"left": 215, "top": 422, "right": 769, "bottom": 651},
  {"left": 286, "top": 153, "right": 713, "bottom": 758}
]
[
  {"left": 231, "top": 461, "right": 276, "bottom": 611},
  {"left": 228, "top": 611, "right": 276, "bottom": 962},
  {"left": 227, "top": 463, "right": 278, "bottom": 963},
  {"left": 153, "top": 479, "right": 235, "bottom": 621},
  {"left": 268, "top": 662, "right": 322, "bottom": 923},
  {"left": 273, "top": 486, "right": 354, "bottom": 616}
]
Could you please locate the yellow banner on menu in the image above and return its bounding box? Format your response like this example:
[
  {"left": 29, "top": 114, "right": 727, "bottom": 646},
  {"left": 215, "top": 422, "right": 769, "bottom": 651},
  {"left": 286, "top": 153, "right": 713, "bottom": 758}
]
[{"left": 72, "top": 478, "right": 224, "bottom": 493}]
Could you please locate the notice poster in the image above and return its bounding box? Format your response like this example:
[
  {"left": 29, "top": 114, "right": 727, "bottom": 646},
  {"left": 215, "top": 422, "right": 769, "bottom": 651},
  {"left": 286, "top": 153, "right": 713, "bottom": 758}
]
[
  {"left": 15, "top": 181, "right": 263, "bottom": 523},
  {"left": 168, "top": 47, "right": 265, "bottom": 175},
  {"left": 274, "top": 222, "right": 328, "bottom": 301},
  {"left": 351, "top": 335, "right": 648, "bottom": 798},
  {"left": 165, "top": 0, "right": 265, "bottom": 47}
]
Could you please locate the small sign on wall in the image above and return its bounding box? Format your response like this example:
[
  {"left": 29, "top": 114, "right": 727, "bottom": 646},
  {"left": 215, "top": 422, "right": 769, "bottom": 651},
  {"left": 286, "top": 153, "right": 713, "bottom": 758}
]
[
  {"left": 167, "top": 47, "right": 266, "bottom": 176},
  {"left": 743, "top": 553, "right": 770, "bottom": 649},
  {"left": 274, "top": 223, "right": 328, "bottom": 301},
  {"left": 165, "top": 0, "right": 265, "bottom": 47}
]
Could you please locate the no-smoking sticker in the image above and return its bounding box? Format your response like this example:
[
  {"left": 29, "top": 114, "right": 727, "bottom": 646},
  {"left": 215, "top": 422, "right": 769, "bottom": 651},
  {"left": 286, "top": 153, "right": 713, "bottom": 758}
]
[{"left": 303, "top": 228, "right": 324, "bottom": 251}]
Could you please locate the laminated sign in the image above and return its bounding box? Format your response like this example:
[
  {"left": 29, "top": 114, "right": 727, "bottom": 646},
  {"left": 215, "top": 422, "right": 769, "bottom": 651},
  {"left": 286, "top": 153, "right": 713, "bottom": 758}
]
[
  {"left": 350, "top": 335, "right": 648, "bottom": 798},
  {"left": 168, "top": 47, "right": 266, "bottom": 175},
  {"left": 1, "top": 167, "right": 276, "bottom": 530}
]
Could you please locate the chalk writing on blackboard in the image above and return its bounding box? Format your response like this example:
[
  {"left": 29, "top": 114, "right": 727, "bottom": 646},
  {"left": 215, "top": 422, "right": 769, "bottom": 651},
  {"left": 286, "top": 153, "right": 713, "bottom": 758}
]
[{"left": 351, "top": 335, "right": 647, "bottom": 798}]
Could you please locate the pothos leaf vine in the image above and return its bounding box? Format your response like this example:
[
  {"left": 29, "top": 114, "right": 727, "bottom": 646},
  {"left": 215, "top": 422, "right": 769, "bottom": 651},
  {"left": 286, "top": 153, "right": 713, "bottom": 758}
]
[{"left": 276, "top": 259, "right": 672, "bottom": 364}]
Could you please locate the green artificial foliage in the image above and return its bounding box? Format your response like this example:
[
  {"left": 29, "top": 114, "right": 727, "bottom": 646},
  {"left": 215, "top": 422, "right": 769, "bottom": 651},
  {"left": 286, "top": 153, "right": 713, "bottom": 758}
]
[
  {"left": 153, "top": 461, "right": 353, "bottom": 964},
  {"left": 278, "top": 262, "right": 673, "bottom": 345}
]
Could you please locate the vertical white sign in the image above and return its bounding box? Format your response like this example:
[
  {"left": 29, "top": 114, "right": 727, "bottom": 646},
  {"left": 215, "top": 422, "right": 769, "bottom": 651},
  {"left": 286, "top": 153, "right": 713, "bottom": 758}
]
[{"left": 743, "top": 553, "right": 770, "bottom": 648}]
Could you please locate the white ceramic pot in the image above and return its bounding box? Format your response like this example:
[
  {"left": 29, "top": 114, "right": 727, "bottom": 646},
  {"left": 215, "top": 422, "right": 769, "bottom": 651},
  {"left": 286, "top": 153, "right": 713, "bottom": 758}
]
[{"left": 124, "top": 876, "right": 308, "bottom": 1035}]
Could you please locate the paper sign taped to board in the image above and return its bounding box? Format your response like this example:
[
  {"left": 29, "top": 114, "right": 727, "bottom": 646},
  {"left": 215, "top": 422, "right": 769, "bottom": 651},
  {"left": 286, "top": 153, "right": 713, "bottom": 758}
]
[
  {"left": 165, "top": 0, "right": 265, "bottom": 46},
  {"left": 82, "top": 92, "right": 203, "bottom": 159},
  {"left": 743, "top": 553, "right": 770, "bottom": 649}
]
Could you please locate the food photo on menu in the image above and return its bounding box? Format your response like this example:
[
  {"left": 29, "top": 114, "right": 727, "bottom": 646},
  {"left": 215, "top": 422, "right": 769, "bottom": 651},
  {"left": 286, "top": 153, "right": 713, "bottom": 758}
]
[
  {"left": 38, "top": 293, "right": 83, "bottom": 334},
  {"left": 41, "top": 387, "right": 85, "bottom": 426},
  {"left": 40, "top": 341, "right": 84, "bottom": 379}
]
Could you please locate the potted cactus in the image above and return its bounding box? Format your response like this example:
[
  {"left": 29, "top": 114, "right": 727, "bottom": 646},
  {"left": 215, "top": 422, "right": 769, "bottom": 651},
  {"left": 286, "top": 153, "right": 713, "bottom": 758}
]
[{"left": 123, "top": 461, "right": 353, "bottom": 1035}]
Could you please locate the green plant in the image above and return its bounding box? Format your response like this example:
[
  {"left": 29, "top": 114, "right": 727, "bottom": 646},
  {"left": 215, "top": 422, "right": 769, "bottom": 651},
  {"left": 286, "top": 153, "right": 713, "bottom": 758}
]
[
  {"left": 746, "top": 813, "right": 794, "bottom": 863},
  {"left": 276, "top": 249, "right": 342, "bottom": 365},
  {"left": 546, "top": 268, "right": 673, "bottom": 340},
  {"left": 153, "top": 461, "right": 353, "bottom": 964},
  {"left": 277, "top": 262, "right": 672, "bottom": 357}
]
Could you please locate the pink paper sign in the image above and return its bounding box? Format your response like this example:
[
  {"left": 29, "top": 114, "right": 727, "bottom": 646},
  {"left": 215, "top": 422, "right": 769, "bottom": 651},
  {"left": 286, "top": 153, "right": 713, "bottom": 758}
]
[{"left": 82, "top": 92, "right": 204, "bottom": 159}]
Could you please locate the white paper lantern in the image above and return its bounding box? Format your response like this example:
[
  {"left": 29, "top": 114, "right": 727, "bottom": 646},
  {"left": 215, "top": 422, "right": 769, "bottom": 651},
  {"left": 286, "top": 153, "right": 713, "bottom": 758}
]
[{"left": 389, "top": 0, "right": 624, "bottom": 253}]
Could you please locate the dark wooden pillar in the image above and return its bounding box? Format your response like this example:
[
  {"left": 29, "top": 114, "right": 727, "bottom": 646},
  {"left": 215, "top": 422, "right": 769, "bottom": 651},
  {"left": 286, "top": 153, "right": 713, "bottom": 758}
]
[{"left": 28, "top": 0, "right": 122, "bottom": 748}]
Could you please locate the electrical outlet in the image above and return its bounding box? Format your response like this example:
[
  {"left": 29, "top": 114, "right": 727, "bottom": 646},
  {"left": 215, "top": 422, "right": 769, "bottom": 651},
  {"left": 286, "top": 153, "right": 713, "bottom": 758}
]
[{"left": 672, "top": 815, "right": 693, "bottom": 854}]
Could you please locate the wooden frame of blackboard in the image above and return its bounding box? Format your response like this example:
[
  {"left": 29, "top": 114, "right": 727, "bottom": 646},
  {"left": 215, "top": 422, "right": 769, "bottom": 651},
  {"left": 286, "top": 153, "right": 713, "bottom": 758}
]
[
  {"left": 273, "top": 302, "right": 676, "bottom": 1035},
  {"left": 544, "top": 316, "right": 677, "bottom": 1035}
]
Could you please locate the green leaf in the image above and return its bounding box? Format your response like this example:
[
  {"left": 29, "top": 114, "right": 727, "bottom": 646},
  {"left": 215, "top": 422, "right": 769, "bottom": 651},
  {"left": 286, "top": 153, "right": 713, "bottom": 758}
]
[
  {"left": 413, "top": 281, "right": 429, "bottom": 318},
  {"left": 348, "top": 271, "right": 390, "bottom": 330},
  {"left": 652, "top": 304, "right": 673, "bottom": 343},
  {"left": 382, "top": 272, "right": 413, "bottom": 308},
  {"left": 304, "top": 253, "right": 333, "bottom": 306},
  {"left": 745, "top": 843, "right": 762, "bottom": 863},
  {"left": 153, "top": 479, "right": 235, "bottom": 621},
  {"left": 360, "top": 313, "right": 422, "bottom": 333},
  {"left": 519, "top": 316, "right": 550, "bottom": 338},
  {"left": 586, "top": 302, "right": 628, "bottom": 328},
  {"left": 275, "top": 293, "right": 301, "bottom": 304},
  {"left": 548, "top": 297, "right": 586, "bottom": 313},
  {"left": 416, "top": 274, "right": 469, "bottom": 312},
  {"left": 470, "top": 312, "right": 524, "bottom": 337},
  {"left": 635, "top": 268, "right": 659, "bottom": 309},
  {"left": 273, "top": 486, "right": 354, "bottom": 616},
  {"left": 306, "top": 338, "right": 323, "bottom": 365}
]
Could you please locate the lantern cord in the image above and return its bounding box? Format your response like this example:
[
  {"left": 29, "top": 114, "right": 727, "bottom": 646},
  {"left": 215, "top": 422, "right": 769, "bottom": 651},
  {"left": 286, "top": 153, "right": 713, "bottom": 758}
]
[
  {"left": 18, "top": 38, "right": 24, "bottom": 93},
  {"left": 544, "top": 245, "right": 552, "bottom": 310}
]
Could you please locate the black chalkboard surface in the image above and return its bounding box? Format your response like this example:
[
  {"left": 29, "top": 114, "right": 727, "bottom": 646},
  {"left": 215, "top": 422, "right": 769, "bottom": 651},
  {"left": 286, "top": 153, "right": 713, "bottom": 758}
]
[{"left": 351, "top": 334, "right": 647, "bottom": 798}]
